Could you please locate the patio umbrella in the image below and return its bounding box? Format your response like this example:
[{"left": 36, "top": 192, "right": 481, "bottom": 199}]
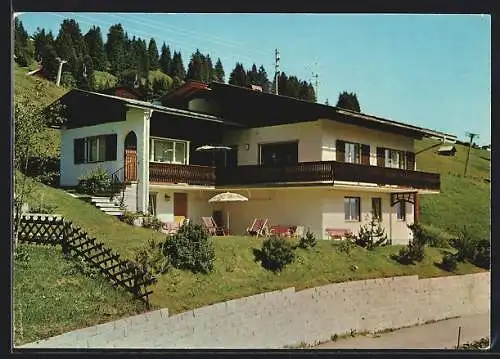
[
  {"left": 208, "top": 192, "right": 248, "bottom": 234},
  {"left": 195, "top": 145, "right": 232, "bottom": 166}
]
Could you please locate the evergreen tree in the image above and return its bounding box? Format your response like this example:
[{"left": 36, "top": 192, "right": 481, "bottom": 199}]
[
  {"left": 336, "top": 91, "right": 361, "bottom": 112},
  {"left": 105, "top": 24, "right": 126, "bottom": 75},
  {"left": 286, "top": 75, "right": 300, "bottom": 98},
  {"left": 204, "top": 54, "right": 214, "bottom": 83},
  {"left": 246, "top": 64, "right": 259, "bottom": 86},
  {"left": 40, "top": 44, "right": 59, "bottom": 81},
  {"left": 14, "top": 18, "right": 34, "bottom": 67},
  {"left": 137, "top": 38, "right": 150, "bottom": 78},
  {"left": 257, "top": 65, "right": 270, "bottom": 92},
  {"left": 277, "top": 72, "right": 288, "bottom": 96},
  {"left": 186, "top": 49, "right": 203, "bottom": 82},
  {"left": 32, "top": 27, "right": 53, "bottom": 62},
  {"left": 55, "top": 19, "right": 89, "bottom": 84},
  {"left": 325, "top": 98, "right": 329, "bottom": 106},
  {"left": 228, "top": 62, "right": 247, "bottom": 87},
  {"left": 122, "top": 32, "right": 135, "bottom": 71},
  {"left": 75, "top": 54, "right": 95, "bottom": 90},
  {"left": 307, "top": 82, "right": 317, "bottom": 102},
  {"left": 84, "top": 26, "right": 107, "bottom": 71},
  {"left": 213, "top": 58, "right": 225, "bottom": 82},
  {"left": 159, "top": 43, "right": 172, "bottom": 75},
  {"left": 148, "top": 38, "right": 160, "bottom": 71},
  {"left": 171, "top": 51, "right": 186, "bottom": 80}
]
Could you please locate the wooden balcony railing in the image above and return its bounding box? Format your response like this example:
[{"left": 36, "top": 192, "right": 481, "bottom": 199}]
[
  {"left": 148, "top": 161, "right": 440, "bottom": 190},
  {"left": 149, "top": 162, "right": 215, "bottom": 185}
]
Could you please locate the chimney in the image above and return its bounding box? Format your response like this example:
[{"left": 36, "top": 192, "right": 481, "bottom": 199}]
[{"left": 250, "top": 84, "right": 263, "bottom": 92}]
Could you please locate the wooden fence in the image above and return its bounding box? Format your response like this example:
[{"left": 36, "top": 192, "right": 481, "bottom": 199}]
[{"left": 16, "top": 214, "right": 155, "bottom": 307}]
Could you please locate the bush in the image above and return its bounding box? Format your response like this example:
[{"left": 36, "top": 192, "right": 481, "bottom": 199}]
[
  {"left": 441, "top": 252, "right": 458, "bottom": 272},
  {"left": 473, "top": 239, "right": 490, "bottom": 269},
  {"left": 450, "top": 226, "right": 478, "bottom": 262},
  {"left": 120, "top": 210, "right": 141, "bottom": 225},
  {"left": 141, "top": 214, "right": 163, "bottom": 231},
  {"left": 77, "top": 167, "right": 112, "bottom": 195},
  {"left": 354, "top": 213, "right": 388, "bottom": 250},
  {"left": 259, "top": 235, "right": 295, "bottom": 272},
  {"left": 396, "top": 223, "right": 430, "bottom": 264},
  {"left": 298, "top": 228, "right": 317, "bottom": 249},
  {"left": 336, "top": 239, "right": 356, "bottom": 256},
  {"left": 163, "top": 222, "right": 215, "bottom": 274},
  {"left": 133, "top": 238, "right": 170, "bottom": 281}
]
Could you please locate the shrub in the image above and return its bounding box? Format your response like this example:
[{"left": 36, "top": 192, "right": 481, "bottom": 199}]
[
  {"left": 259, "top": 235, "right": 295, "bottom": 272},
  {"left": 336, "top": 239, "right": 356, "bottom": 256},
  {"left": 451, "top": 226, "right": 478, "bottom": 262},
  {"left": 142, "top": 214, "right": 163, "bottom": 231},
  {"left": 354, "top": 213, "right": 388, "bottom": 250},
  {"left": 473, "top": 239, "right": 490, "bottom": 269},
  {"left": 133, "top": 238, "right": 170, "bottom": 280},
  {"left": 441, "top": 252, "right": 458, "bottom": 272},
  {"left": 298, "top": 228, "right": 317, "bottom": 249},
  {"left": 77, "top": 167, "right": 112, "bottom": 195},
  {"left": 163, "top": 222, "right": 215, "bottom": 274},
  {"left": 396, "top": 223, "right": 430, "bottom": 264},
  {"left": 120, "top": 210, "right": 140, "bottom": 225}
]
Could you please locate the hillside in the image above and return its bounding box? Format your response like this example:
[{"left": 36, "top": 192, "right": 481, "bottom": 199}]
[{"left": 415, "top": 138, "right": 490, "bottom": 239}]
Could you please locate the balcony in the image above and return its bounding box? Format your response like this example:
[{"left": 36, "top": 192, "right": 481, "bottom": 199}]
[
  {"left": 148, "top": 161, "right": 440, "bottom": 191},
  {"left": 216, "top": 161, "right": 440, "bottom": 190},
  {"left": 149, "top": 162, "right": 215, "bottom": 185}
]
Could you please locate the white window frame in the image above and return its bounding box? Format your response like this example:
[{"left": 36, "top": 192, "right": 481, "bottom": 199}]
[
  {"left": 85, "top": 135, "right": 107, "bottom": 163},
  {"left": 345, "top": 142, "right": 361, "bottom": 164},
  {"left": 395, "top": 200, "right": 406, "bottom": 221},
  {"left": 344, "top": 197, "right": 361, "bottom": 221},
  {"left": 149, "top": 137, "right": 190, "bottom": 165},
  {"left": 385, "top": 148, "right": 406, "bottom": 169}
]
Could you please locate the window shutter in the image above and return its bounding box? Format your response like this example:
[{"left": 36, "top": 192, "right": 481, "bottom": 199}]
[
  {"left": 376, "top": 147, "right": 385, "bottom": 167},
  {"left": 105, "top": 134, "right": 117, "bottom": 161},
  {"left": 406, "top": 151, "right": 415, "bottom": 170},
  {"left": 361, "top": 144, "right": 370, "bottom": 165},
  {"left": 74, "top": 138, "right": 85, "bottom": 164},
  {"left": 336, "top": 140, "right": 345, "bottom": 162}
]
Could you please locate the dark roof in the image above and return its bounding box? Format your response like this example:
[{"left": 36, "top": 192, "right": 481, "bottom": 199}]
[
  {"left": 204, "top": 82, "right": 457, "bottom": 140},
  {"left": 47, "top": 89, "right": 244, "bottom": 129},
  {"left": 100, "top": 86, "right": 147, "bottom": 100},
  {"left": 159, "top": 81, "right": 210, "bottom": 107}
]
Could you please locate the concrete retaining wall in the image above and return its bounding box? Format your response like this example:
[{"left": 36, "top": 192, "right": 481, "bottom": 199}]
[{"left": 20, "top": 272, "right": 489, "bottom": 349}]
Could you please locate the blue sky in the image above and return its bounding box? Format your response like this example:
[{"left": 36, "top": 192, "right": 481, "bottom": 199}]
[{"left": 17, "top": 13, "right": 491, "bottom": 144}]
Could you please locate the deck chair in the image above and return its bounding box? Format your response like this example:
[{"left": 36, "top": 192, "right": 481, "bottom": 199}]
[
  {"left": 201, "top": 216, "right": 225, "bottom": 236},
  {"left": 246, "top": 218, "right": 269, "bottom": 237},
  {"left": 162, "top": 221, "right": 180, "bottom": 235}
]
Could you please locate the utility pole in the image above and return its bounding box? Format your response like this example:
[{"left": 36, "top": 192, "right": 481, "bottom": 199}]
[
  {"left": 464, "top": 131, "right": 479, "bottom": 177},
  {"left": 55, "top": 57, "right": 67, "bottom": 87},
  {"left": 274, "top": 48, "right": 280, "bottom": 95}
]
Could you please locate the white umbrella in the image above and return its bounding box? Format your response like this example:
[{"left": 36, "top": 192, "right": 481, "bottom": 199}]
[
  {"left": 208, "top": 192, "right": 248, "bottom": 234},
  {"left": 195, "top": 145, "right": 232, "bottom": 151}
]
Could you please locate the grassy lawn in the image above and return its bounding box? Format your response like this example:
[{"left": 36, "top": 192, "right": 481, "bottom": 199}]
[
  {"left": 149, "top": 236, "right": 485, "bottom": 314},
  {"left": 13, "top": 243, "right": 147, "bottom": 346}
]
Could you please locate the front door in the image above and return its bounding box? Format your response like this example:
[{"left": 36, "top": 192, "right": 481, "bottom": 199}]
[
  {"left": 125, "top": 149, "right": 137, "bottom": 182},
  {"left": 174, "top": 192, "right": 188, "bottom": 220}
]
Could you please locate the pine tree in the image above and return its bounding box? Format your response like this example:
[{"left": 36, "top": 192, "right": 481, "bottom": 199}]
[
  {"left": 41, "top": 43, "right": 59, "bottom": 81},
  {"left": 32, "top": 27, "right": 53, "bottom": 63},
  {"left": 257, "top": 65, "right": 270, "bottom": 92},
  {"left": 84, "top": 26, "right": 107, "bottom": 71},
  {"left": 228, "top": 62, "right": 247, "bottom": 87},
  {"left": 213, "top": 58, "right": 225, "bottom": 82},
  {"left": 105, "top": 24, "right": 126, "bottom": 76},
  {"left": 186, "top": 49, "right": 203, "bottom": 82},
  {"left": 148, "top": 38, "right": 160, "bottom": 71},
  {"left": 159, "top": 43, "right": 172, "bottom": 75},
  {"left": 137, "top": 38, "right": 150, "bottom": 78},
  {"left": 287, "top": 75, "right": 300, "bottom": 98},
  {"left": 14, "top": 18, "right": 34, "bottom": 67},
  {"left": 171, "top": 51, "right": 186, "bottom": 81},
  {"left": 204, "top": 54, "right": 214, "bottom": 83},
  {"left": 277, "top": 72, "right": 288, "bottom": 96},
  {"left": 336, "top": 91, "right": 361, "bottom": 112},
  {"left": 246, "top": 64, "right": 259, "bottom": 86},
  {"left": 307, "top": 82, "right": 317, "bottom": 102}
]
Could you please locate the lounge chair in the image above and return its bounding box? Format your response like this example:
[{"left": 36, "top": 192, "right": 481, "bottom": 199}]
[
  {"left": 162, "top": 221, "right": 180, "bottom": 235},
  {"left": 246, "top": 218, "right": 269, "bottom": 237},
  {"left": 201, "top": 216, "right": 226, "bottom": 236},
  {"left": 325, "top": 228, "right": 352, "bottom": 240}
]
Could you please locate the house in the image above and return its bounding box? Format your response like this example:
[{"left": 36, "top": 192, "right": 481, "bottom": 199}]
[
  {"left": 48, "top": 81, "right": 456, "bottom": 244},
  {"left": 437, "top": 145, "right": 457, "bottom": 156}
]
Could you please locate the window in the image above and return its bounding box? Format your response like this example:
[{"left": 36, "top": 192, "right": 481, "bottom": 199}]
[
  {"left": 148, "top": 193, "right": 157, "bottom": 216},
  {"left": 345, "top": 142, "right": 361, "bottom": 164},
  {"left": 74, "top": 134, "right": 117, "bottom": 164},
  {"left": 396, "top": 200, "right": 406, "bottom": 221},
  {"left": 344, "top": 197, "right": 361, "bottom": 221},
  {"left": 372, "top": 197, "right": 382, "bottom": 220},
  {"left": 385, "top": 149, "right": 406, "bottom": 169},
  {"left": 260, "top": 141, "right": 298, "bottom": 166},
  {"left": 150, "top": 138, "right": 188, "bottom": 164}
]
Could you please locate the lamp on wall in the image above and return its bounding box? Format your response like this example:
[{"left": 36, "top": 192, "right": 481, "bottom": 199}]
[
  {"left": 164, "top": 193, "right": 171, "bottom": 202},
  {"left": 245, "top": 144, "right": 250, "bottom": 150}
]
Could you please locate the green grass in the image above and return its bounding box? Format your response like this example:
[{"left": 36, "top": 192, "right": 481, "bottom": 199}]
[
  {"left": 415, "top": 138, "right": 491, "bottom": 239},
  {"left": 13, "top": 243, "right": 147, "bottom": 346},
  {"left": 150, "top": 237, "right": 484, "bottom": 314}
]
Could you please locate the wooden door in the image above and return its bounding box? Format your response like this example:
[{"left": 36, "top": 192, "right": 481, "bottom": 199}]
[
  {"left": 125, "top": 148, "right": 137, "bottom": 182},
  {"left": 174, "top": 193, "right": 188, "bottom": 218}
]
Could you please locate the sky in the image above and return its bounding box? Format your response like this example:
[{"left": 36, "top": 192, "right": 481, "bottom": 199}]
[{"left": 17, "top": 13, "right": 491, "bottom": 145}]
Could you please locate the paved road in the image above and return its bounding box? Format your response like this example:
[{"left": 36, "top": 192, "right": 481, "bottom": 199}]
[{"left": 314, "top": 312, "right": 490, "bottom": 349}]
